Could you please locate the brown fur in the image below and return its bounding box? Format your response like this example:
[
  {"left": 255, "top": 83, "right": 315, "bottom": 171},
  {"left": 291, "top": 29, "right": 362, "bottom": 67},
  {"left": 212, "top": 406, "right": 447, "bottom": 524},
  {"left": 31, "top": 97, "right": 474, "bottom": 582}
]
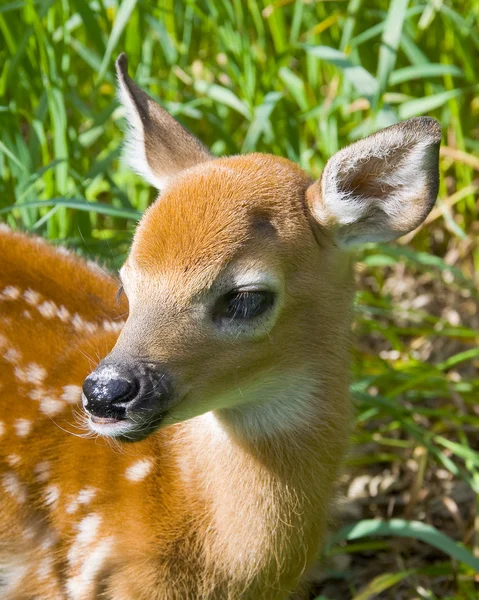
[
  {"left": 0, "top": 157, "right": 353, "bottom": 599},
  {"left": 0, "top": 56, "right": 440, "bottom": 599}
]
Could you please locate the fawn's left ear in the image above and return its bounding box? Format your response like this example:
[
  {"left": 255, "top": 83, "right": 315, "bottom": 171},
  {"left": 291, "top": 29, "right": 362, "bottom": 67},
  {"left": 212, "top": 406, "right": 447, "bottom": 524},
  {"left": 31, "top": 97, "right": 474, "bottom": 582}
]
[
  {"left": 116, "top": 53, "right": 212, "bottom": 190},
  {"left": 307, "top": 117, "right": 442, "bottom": 246}
]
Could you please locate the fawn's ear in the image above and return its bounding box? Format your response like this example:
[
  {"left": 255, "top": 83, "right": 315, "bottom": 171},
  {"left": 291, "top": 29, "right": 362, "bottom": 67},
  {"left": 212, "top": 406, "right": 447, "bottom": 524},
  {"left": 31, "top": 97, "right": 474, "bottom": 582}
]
[
  {"left": 307, "top": 117, "right": 442, "bottom": 246},
  {"left": 116, "top": 53, "right": 212, "bottom": 190}
]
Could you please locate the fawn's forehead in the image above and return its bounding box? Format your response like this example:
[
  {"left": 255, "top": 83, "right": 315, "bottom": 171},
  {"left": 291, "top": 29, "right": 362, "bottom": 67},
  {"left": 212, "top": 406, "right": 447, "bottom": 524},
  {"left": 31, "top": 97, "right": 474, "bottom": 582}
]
[{"left": 126, "top": 155, "right": 311, "bottom": 288}]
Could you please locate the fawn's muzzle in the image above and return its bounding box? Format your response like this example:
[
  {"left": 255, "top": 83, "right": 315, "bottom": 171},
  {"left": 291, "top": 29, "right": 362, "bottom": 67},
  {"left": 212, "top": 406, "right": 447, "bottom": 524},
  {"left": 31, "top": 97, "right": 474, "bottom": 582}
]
[{"left": 82, "top": 362, "right": 172, "bottom": 422}]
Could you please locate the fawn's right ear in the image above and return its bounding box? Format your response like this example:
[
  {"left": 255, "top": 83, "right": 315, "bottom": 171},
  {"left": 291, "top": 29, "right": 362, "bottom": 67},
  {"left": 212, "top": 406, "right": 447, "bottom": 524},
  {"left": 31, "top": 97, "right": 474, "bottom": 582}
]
[
  {"left": 116, "top": 53, "right": 212, "bottom": 190},
  {"left": 306, "top": 117, "right": 441, "bottom": 246}
]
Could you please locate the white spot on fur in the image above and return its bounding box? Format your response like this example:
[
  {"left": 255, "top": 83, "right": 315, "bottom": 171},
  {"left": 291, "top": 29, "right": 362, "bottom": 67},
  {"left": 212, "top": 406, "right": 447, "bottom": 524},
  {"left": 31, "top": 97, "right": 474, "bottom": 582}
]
[
  {"left": 38, "top": 300, "right": 57, "bottom": 319},
  {"left": 14, "top": 366, "right": 28, "bottom": 383},
  {"left": 28, "top": 388, "right": 43, "bottom": 401},
  {"left": 2, "top": 472, "right": 27, "bottom": 503},
  {"left": 20, "top": 363, "right": 47, "bottom": 385},
  {"left": 67, "top": 514, "right": 102, "bottom": 571},
  {"left": 62, "top": 385, "right": 81, "bottom": 404},
  {"left": 71, "top": 314, "right": 97, "bottom": 334},
  {"left": 66, "top": 487, "right": 97, "bottom": 515},
  {"left": 43, "top": 484, "right": 60, "bottom": 507},
  {"left": 28, "top": 363, "right": 47, "bottom": 383},
  {"left": 22, "top": 309, "right": 32, "bottom": 319},
  {"left": 34, "top": 461, "right": 51, "bottom": 482},
  {"left": 14, "top": 418, "right": 32, "bottom": 437},
  {"left": 3, "top": 348, "right": 21, "bottom": 364},
  {"left": 102, "top": 319, "right": 125, "bottom": 332},
  {"left": 85, "top": 322, "right": 97, "bottom": 334},
  {"left": 66, "top": 536, "right": 114, "bottom": 600},
  {"left": 57, "top": 305, "right": 71, "bottom": 322},
  {"left": 0, "top": 559, "right": 28, "bottom": 592},
  {"left": 23, "top": 525, "right": 37, "bottom": 540},
  {"left": 66, "top": 495, "right": 79, "bottom": 515},
  {"left": 72, "top": 314, "right": 85, "bottom": 330},
  {"left": 23, "top": 289, "right": 42, "bottom": 305},
  {"left": 28, "top": 384, "right": 64, "bottom": 415},
  {"left": 78, "top": 487, "right": 97, "bottom": 505},
  {"left": 40, "top": 396, "right": 64, "bottom": 416},
  {"left": 37, "top": 555, "right": 54, "bottom": 580},
  {"left": 2, "top": 285, "right": 20, "bottom": 300},
  {"left": 6, "top": 454, "right": 21, "bottom": 467},
  {"left": 75, "top": 513, "right": 101, "bottom": 547},
  {"left": 125, "top": 458, "right": 154, "bottom": 482},
  {"left": 41, "top": 531, "right": 58, "bottom": 550}
]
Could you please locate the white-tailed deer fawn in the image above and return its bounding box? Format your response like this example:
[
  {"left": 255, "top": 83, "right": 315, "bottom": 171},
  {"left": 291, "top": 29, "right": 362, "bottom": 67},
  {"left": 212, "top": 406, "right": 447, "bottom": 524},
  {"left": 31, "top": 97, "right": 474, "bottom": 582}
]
[{"left": 0, "top": 53, "right": 441, "bottom": 599}]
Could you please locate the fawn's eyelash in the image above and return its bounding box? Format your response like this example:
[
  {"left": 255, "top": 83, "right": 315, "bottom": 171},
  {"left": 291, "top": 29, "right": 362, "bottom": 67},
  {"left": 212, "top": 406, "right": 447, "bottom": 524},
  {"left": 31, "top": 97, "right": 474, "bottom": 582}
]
[
  {"left": 116, "top": 285, "right": 125, "bottom": 305},
  {"left": 212, "top": 290, "right": 275, "bottom": 324}
]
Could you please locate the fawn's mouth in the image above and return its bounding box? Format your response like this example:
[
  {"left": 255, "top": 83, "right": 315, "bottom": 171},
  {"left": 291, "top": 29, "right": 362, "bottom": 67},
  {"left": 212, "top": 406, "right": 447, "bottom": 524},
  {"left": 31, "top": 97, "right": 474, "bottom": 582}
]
[
  {"left": 87, "top": 410, "right": 165, "bottom": 441},
  {"left": 82, "top": 361, "right": 174, "bottom": 441},
  {"left": 90, "top": 416, "right": 122, "bottom": 425},
  {"left": 88, "top": 414, "right": 136, "bottom": 436}
]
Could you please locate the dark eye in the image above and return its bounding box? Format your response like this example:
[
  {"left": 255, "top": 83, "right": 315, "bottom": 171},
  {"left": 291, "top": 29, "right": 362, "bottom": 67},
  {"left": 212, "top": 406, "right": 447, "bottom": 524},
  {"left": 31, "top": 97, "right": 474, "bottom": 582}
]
[{"left": 213, "top": 290, "right": 275, "bottom": 323}]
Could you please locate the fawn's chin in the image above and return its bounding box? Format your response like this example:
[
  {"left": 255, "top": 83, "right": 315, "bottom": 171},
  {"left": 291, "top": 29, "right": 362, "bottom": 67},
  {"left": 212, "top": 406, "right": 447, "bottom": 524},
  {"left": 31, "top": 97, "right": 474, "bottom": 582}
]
[{"left": 88, "top": 414, "right": 164, "bottom": 442}]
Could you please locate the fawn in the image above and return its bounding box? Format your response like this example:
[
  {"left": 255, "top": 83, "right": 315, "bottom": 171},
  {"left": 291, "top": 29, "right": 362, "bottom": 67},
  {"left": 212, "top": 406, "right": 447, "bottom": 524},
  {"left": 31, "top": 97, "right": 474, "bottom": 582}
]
[{"left": 0, "top": 53, "right": 441, "bottom": 599}]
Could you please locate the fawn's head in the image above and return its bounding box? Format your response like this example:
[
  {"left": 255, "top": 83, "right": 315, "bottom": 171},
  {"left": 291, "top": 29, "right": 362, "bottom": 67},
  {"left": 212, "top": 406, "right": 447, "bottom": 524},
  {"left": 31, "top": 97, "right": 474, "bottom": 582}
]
[{"left": 82, "top": 54, "right": 441, "bottom": 440}]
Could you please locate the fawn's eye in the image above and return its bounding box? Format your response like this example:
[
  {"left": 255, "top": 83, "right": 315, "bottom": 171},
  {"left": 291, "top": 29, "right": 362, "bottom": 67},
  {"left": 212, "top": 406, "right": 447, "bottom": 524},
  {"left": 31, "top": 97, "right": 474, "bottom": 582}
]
[{"left": 213, "top": 290, "right": 275, "bottom": 323}]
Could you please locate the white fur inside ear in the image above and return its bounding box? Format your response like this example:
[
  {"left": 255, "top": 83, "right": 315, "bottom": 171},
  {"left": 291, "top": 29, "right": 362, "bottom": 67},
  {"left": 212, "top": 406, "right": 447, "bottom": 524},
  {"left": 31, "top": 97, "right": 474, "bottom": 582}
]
[
  {"left": 117, "top": 80, "right": 169, "bottom": 191},
  {"left": 319, "top": 127, "right": 438, "bottom": 246}
]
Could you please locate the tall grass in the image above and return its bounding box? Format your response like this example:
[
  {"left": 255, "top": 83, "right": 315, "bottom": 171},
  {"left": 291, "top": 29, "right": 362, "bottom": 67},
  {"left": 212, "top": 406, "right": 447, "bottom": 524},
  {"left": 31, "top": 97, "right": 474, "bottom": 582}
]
[{"left": 1, "top": 1, "right": 478, "bottom": 598}]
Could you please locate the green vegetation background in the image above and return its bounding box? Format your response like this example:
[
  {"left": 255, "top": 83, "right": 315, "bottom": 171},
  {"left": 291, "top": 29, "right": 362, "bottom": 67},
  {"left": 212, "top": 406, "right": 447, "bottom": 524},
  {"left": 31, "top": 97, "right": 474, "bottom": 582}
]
[{"left": 0, "top": 1, "right": 478, "bottom": 598}]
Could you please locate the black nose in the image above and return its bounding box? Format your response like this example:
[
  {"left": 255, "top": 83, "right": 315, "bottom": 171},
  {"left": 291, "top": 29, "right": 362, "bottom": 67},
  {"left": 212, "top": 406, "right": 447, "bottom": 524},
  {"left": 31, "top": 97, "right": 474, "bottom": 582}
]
[{"left": 82, "top": 367, "right": 139, "bottom": 420}]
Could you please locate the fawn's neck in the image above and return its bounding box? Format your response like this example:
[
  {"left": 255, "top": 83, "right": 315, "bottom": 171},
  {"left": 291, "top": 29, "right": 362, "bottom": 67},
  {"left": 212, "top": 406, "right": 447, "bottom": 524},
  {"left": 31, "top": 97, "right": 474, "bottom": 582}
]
[{"left": 177, "top": 373, "right": 350, "bottom": 590}]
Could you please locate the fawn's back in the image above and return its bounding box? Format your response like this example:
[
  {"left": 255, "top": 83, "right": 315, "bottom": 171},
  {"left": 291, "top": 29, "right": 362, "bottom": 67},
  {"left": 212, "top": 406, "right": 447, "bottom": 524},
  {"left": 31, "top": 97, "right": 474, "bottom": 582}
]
[{"left": 0, "top": 229, "right": 212, "bottom": 599}]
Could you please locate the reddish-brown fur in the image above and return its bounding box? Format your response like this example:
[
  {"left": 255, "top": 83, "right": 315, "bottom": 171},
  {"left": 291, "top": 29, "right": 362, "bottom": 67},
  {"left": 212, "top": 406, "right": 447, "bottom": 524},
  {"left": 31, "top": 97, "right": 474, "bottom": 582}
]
[
  {"left": 0, "top": 157, "right": 353, "bottom": 599},
  {"left": 0, "top": 54, "right": 441, "bottom": 599}
]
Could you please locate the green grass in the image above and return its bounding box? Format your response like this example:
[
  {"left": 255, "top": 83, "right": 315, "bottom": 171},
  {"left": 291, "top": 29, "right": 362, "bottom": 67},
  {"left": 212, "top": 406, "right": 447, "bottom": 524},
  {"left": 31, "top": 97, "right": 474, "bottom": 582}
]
[{"left": 1, "top": 1, "right": 478, "bottom": 597}]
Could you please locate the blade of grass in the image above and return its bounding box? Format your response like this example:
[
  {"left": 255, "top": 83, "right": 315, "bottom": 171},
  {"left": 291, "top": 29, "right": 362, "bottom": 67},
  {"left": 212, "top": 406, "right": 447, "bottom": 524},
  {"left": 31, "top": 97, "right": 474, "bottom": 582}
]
[
  {"left": 328, "top": 519, "right": 479, "bottom": 572},
  {"left": 301, "top": 44, "right": 378, "bottom": 100},
  {"left": 0, "top": 199, "right": 141, "bottom": 220},
  {"left": 97, "top": 0, "right": 138, "bottom": 82},
  {"left": 375, "top": 0, "right": 410, "bottom": 106}
]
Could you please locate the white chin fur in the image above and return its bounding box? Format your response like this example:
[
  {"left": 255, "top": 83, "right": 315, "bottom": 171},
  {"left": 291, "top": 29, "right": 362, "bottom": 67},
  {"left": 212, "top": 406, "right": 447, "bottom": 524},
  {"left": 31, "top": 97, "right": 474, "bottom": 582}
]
[{"left": 88, "top": 417, "right": 137, "bottom": 438}]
